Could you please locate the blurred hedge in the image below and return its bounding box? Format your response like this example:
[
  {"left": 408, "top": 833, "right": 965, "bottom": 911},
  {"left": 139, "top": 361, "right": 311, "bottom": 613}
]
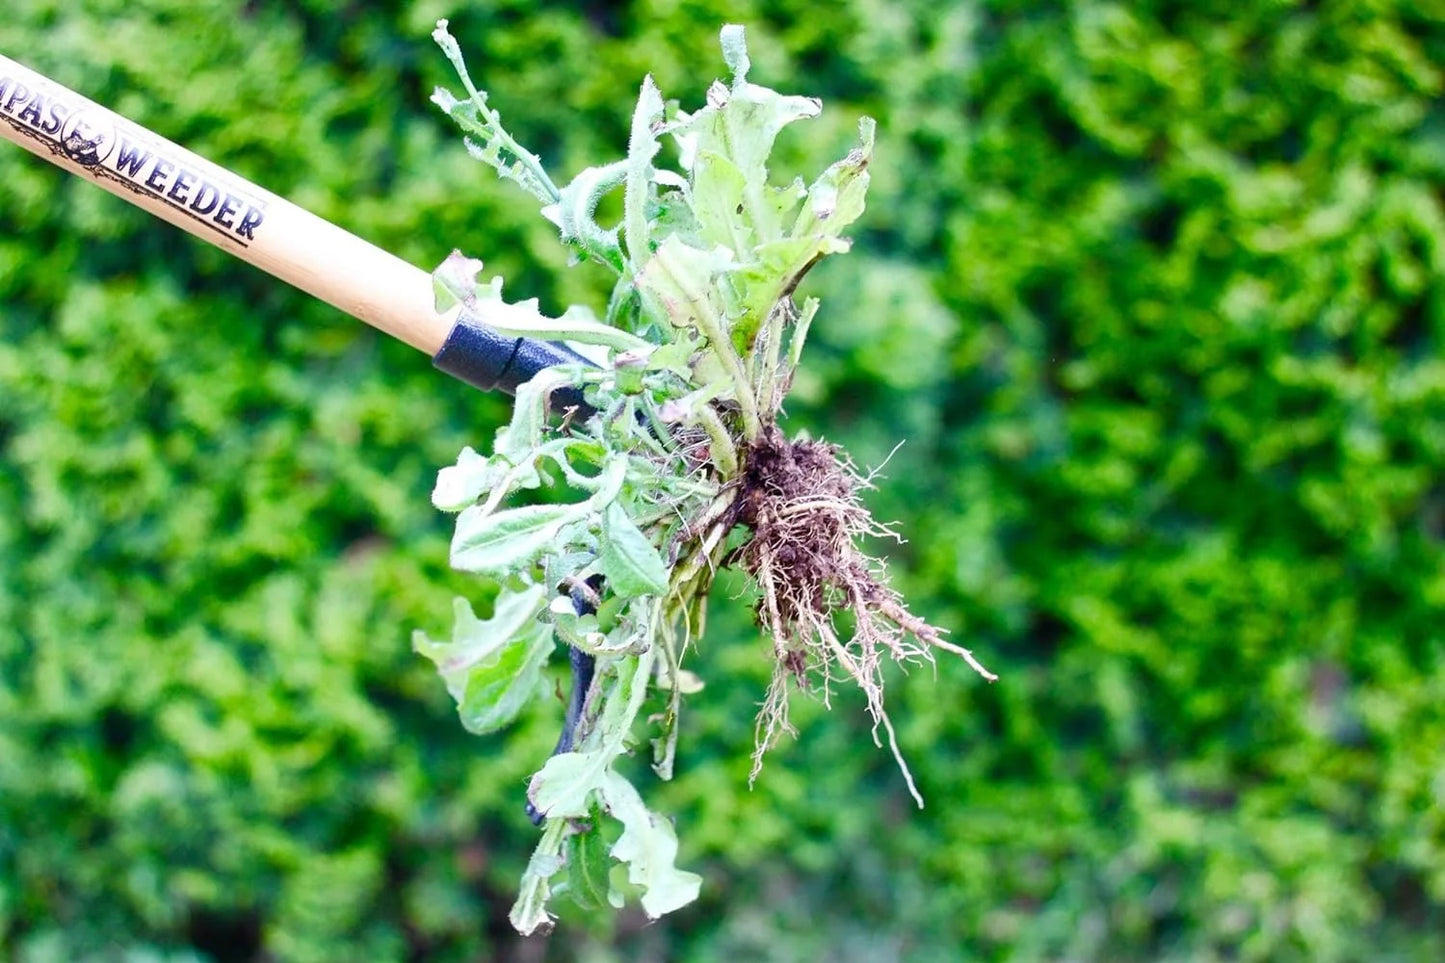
[{"left": 1, "top": 1, "right": 1442, "bottom": 960}]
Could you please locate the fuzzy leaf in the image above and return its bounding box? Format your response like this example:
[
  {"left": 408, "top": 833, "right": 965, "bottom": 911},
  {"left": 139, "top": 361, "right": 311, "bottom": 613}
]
[
  {"left": 450, "top": 502, "right": 588, "bottom": 575},
  {"left": 485, "top": 301, "right": 650, "bottom": 353},
  {"left": 625, "top": 77, "right": 666, "bottom": 268},
  {"left": 601, "top": 502, "right": 669, "bottom": 597},
  {"left": 672, "top": 26, "right": 821, "bottom": 191},
  {"left": 542, "top": 161, "right": 628, "bottom": 271},
  {"left": 432, "top": 252, "right": 645, "bottom": 353},
  {"left": 432, "top": 20, "right": 557, "bottom": 206},
  {"left": 496, "top": 369, "right": 580, "bottom": 463}
]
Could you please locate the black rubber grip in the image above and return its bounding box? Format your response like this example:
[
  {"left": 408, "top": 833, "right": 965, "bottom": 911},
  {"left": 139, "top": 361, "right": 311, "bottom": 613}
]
[{"left": 432, "top": 310, "right": 594, "bottom": 413}]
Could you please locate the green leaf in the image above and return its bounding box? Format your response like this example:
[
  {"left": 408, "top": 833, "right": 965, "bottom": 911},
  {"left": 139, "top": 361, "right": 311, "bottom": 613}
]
[
  {"left": 456, "top": 622, "right": 553, "bottom": 734},
  {"left": 431, "top": 446, "right": 497, "bottom": 512},
  {"left": 788, "top": 296, "right": 820, "bottom": 369},
  {"left": 432, "top": 250, "right": 486, "bottom": 313},
  {"left": 636, "top": 235, "right": 735, "bottom": 335},
  {"left": 625, "top": 77, "right": 666, "bottom": 269},
  {"left": 547, "top": 595, "right": 608, "bottom": 652},
  {"left": 412, "top": 586, "right": 552, "bottom": 733},
  {"left": 565, "top": 816, "right": 612, "bottom": 911},
  {"left": 496, "top": 369, "right": 582, "bottom": 463},
  {"left": 790, "top": 116, "right": 875, "bottom": 240},
  {"left": 601, "top": 502, "right": 669, "bottom": 597},
  {"left": 729, "top": 235, "right": 847, "bottom": 353},
  {"left": 510, "top": 819, "right": 567, "bottom": 935},
  {"left": 550, "top": 595, "right": 651, "bottom": 656},
  {"left": 692, "top": 150, "right": 753, "bottom": 253},
  {"left": 450, "top": 502, "right": 588, "bottom": 575},
  {"left": 671, "top": 26, "right": 821, "bottom": 208},
  {"left": 646, "top": 331, "right": 703, "bottom": 377},
  {"left": 484, "top": 301, "right": 650, "bottom": 353},
  {"left": 432, "top": 253, "right": 648, "bottom": 353},
  {"left": 541, "top": 161, "right": 629, "bottom": 272},
  {"left": 432, "top": 19, "right": 558, "bottom": 206},
  {"left": 598, "top": 770, "right": 702, "bottom": 918},
  {"left": 527, "top": 749, "right": 609, "bottom": 820}
]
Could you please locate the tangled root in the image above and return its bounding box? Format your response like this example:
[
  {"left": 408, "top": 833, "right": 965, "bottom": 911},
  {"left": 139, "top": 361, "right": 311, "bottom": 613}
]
[{"left": 734, "top": 427, "right": 996, "bottom": 806}]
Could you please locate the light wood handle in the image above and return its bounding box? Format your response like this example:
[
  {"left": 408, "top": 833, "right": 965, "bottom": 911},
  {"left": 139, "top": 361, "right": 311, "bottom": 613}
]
[{"left": 0, "top": 54, "right": 454, "bottom": 354}]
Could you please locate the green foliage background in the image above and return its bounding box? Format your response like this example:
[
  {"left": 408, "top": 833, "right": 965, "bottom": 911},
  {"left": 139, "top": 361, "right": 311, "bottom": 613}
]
[{"left": 2, "top": 1, "right": 1442, "bottom": 959}]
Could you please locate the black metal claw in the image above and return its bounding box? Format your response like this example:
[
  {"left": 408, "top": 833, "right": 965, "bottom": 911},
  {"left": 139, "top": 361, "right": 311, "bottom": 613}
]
[
  {"left": 525, "top": 575, "right": 604, "bottom": 826},
  {"left": 430, "top": 311, "right": 615, "bottom": 827}
]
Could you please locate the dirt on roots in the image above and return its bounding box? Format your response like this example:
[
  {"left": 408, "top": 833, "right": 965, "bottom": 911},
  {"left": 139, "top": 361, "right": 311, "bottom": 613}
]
[{"left": 731, "top": 427, "right": 996, "bottom": 805}]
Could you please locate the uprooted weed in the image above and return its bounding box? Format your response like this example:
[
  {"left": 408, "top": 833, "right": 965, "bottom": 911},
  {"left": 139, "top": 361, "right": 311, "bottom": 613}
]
[{"left": 730, "top": 427, "right": 997, "bottom": 805}]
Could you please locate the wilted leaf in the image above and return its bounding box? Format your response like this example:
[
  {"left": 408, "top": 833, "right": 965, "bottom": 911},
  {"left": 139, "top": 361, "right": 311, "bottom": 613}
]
[
  {"left": 598, "top": 770, "right": 702, "bottom": 918},
  {"left": 790, "top": 116, "right": 874, "bottom": 240}
]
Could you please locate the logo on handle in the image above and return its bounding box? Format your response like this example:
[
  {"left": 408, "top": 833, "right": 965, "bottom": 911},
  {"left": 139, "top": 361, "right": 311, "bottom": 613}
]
[{"left": 1, "top": 65, "right": 266, "bottom": 246}]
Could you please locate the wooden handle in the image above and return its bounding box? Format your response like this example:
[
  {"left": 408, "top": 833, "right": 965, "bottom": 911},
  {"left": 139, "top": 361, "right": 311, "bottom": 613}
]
[{"left": 0, "top": 54, "right": 454, "bottom": 355}]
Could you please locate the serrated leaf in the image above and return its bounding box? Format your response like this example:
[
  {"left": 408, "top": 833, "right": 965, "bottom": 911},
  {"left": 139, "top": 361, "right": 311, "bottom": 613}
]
[
  {"left": 601, "top": 502, "right": 669, "bottom": 597},
  {"left": 450, "top": 502, "right": 588, "bottom": 575},
  {"left": 432, "top": 20, "right": 557, "bottom": 206},
  {"left": 598, "top": 770, "right": 702, "bottom": 918}
]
